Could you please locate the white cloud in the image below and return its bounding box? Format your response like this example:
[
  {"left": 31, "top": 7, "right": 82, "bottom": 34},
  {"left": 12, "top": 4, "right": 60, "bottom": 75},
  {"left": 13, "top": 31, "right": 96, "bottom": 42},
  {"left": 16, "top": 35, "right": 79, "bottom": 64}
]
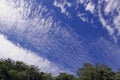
[
  {"left": 85, "top": 2, "right": 95, "bottom": 13},
  {"left": 104, "top": 0, "right": 119, "bottom": 15},
  {"left": 76, "top": 0, "right": 85, "bottom": 4},
  {"left": 0, "top": 0, "right": 25, "bottom": 27},
  {"left": 0, "top": 0, "right": 80, "bottom": 75},
  {"left": 77, "top": 12, "right": 88, "bottom": 22},
  {"left": 0, "top": 34, "right": 63, "bottom": 76},
  {"left": 53, "top": 0, "right": 71, "bottom": 17},
  {"left": 97, "top": 0, "right": 120, "bottom": 41},
  {"left": 2, "top": 0, "right": 120, "bottom": 75},
  {"left": 0, "top": 0, "right": 75, "bottom": 74},
  {"left": 114, "top": 14, "right": 120, "bottom": 35},
  {"left": 79, "top": 0, "right": 85, "bottom": 4},
  {"left": 76, "top": 0, "right": 120, "bottom": 41},
  {"left": 98, "top": 12, "right": 114, "bottom": 35},
  {"left": 0, "top": 0, "right": 53, "bottom": 34}
]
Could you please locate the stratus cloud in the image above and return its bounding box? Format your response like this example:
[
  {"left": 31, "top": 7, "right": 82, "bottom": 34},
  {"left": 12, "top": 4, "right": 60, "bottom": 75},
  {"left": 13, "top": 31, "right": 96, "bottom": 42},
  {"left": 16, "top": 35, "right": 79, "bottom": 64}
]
[{"left": 0, "top": 34, "right": 63, "bottom": 75}]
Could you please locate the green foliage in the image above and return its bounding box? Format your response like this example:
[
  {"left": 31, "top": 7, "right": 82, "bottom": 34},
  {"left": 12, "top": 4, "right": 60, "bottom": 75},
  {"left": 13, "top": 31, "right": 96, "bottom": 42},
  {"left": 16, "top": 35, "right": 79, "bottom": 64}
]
[
  {"left": 0, "top": 59, "right": 53, "bottom": 80},
  {"left": 77, "top": 63, "right": 115, "bottom": 80},
  {"left": 0, "top": 59, "right": 120, "bottom": 80},
  {"left": 114, "top": 71, "right": 120, "bottom": 80},
  {"left": 56, "top": 73, "right": 75, "bottom": 80}
]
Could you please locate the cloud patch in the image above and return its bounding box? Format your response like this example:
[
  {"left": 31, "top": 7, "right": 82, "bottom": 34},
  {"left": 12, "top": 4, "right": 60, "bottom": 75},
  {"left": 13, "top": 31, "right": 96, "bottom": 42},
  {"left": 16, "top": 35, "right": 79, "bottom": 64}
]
[
  {"left": 85, "top": 2, "right": 95, "bottom": 13},
  {"left": 0, "top": 34, "right": 63, "bottom": 76},
  {"left": 53, "top": 0, "right": 72, "bottom": 17}
]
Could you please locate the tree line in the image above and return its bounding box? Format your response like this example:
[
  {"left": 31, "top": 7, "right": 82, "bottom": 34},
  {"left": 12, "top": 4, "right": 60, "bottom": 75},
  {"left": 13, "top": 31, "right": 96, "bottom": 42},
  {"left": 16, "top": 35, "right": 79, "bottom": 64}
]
[{"left": 0, "top": 59, "right": 120, "bottom": 80}]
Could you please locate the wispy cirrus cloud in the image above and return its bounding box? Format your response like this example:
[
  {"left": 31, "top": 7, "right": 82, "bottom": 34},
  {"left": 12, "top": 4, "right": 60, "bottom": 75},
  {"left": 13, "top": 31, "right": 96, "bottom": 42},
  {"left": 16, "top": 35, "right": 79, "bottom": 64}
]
[
  {"left": 0, "top": 34, "right": 64, "bottom": 76},
  {"left": 53, "top": 0, "right": 72, "bottom": 17},
  {"left": 97, "top": 0, "right": 120, "bottom": 41},
  {"left": 0, "top": 0, "right": 89, "bottom": 74},
  {"left": 75, "top": 0, "right": 120, "bottom": 41}
]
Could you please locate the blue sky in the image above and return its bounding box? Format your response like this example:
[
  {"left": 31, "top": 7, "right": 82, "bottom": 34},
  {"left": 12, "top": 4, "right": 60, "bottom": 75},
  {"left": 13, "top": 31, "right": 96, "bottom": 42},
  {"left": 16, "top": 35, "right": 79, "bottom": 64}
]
[{"left": 0, "top": 0, "right": 120, "bottom": 75}]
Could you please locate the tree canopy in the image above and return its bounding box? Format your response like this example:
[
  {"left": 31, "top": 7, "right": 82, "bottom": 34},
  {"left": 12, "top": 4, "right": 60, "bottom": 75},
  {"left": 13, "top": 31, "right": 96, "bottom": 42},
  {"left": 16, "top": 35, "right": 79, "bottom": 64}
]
[{"left": 0, "top": 59, "right": 120, "bottom": 80}]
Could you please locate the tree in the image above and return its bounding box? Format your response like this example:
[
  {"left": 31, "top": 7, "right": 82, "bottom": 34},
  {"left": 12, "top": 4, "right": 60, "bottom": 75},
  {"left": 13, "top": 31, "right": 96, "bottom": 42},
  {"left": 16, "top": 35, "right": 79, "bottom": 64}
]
[
  {"left": 77, "top": 63, "right": 115, "bottom": 80},
  {"left": 114, "top": 70, "right": 120, "bottom": 80},
  {"left": 0, "top": 59, "right": 118, "bottom": 80},
  {"left": 0, "top": 59, "right": 54, "bottom": 80},
  {"left": 56, "top": 73, "right": 76, "bottom": 80}
]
